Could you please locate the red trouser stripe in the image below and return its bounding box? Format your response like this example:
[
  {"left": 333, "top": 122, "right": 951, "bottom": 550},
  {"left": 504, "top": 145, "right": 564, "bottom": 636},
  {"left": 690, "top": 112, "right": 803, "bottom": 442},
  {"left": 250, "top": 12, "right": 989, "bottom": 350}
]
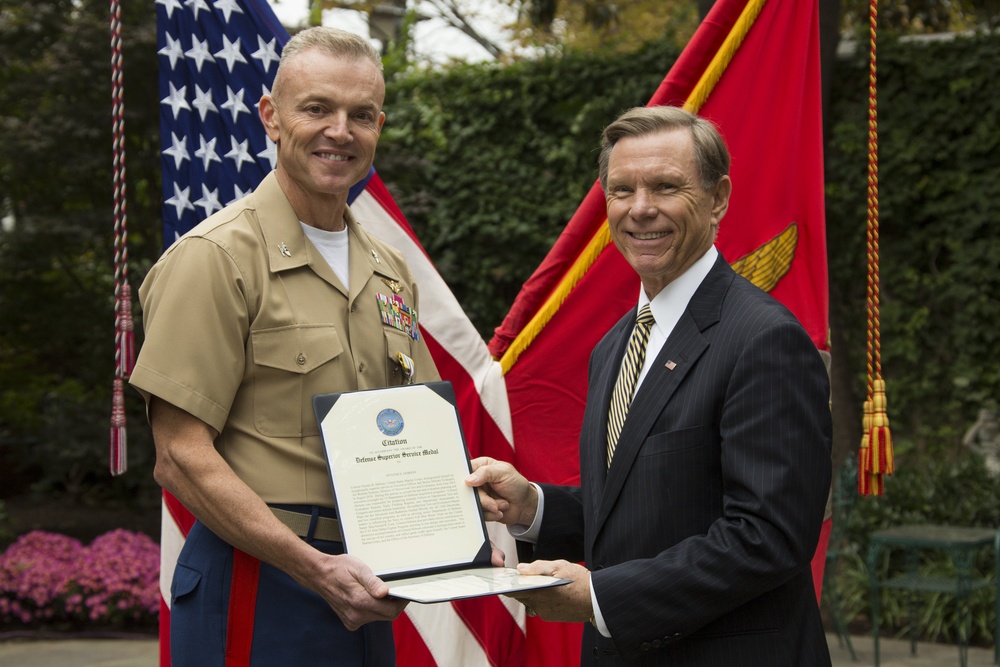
[{"left": 225, "top": 548, "right": 261, "bottom": 667}]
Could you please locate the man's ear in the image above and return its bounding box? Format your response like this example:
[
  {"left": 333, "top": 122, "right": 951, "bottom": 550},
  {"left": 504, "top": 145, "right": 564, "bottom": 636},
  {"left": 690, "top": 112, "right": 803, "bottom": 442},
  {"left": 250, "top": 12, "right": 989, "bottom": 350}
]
[
  {"left": 259, "top": 95, "right": 279, "bottom": 141},
  {"left": 712, "top": 175, "right": 732, "bottom": 224}
]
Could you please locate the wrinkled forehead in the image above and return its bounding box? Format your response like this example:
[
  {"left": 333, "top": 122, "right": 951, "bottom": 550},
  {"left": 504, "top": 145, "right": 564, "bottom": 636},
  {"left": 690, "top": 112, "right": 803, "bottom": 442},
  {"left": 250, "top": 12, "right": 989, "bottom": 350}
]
[{"left": 608, "top": 128, "right": 697, "bottom": 174}]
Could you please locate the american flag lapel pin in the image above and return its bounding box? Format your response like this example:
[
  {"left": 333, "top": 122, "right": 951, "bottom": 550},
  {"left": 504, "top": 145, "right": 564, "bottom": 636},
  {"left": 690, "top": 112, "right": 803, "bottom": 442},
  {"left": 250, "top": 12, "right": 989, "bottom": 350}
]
[{"left": 664, "top": 360, "right": 677, "bottom": 371}]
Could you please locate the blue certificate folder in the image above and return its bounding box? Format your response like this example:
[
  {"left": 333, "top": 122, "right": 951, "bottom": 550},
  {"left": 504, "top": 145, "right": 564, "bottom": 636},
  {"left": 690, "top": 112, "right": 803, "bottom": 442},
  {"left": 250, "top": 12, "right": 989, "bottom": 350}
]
[{"left": 312, "top": 381, "right": 568, "bottom": 604}]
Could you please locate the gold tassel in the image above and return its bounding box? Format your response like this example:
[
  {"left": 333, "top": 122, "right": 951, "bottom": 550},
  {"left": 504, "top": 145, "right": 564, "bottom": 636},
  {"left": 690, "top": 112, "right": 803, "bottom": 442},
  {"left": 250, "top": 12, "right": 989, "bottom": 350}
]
[
  {"left": 859, "top": 399, "right": 874, "bottom": 495},
  {"left": 868, "top": 378, "right": 893, "bottom": 476}
]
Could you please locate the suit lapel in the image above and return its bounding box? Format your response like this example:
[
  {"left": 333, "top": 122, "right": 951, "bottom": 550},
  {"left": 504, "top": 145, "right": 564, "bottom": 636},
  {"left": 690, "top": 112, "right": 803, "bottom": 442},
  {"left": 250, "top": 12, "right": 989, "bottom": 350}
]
[
  {"left": 580, "top": 314, "right": 633, "bottom": 508},
  {"left": 592, "top": 313, "right": 708, "bottom": 538}
]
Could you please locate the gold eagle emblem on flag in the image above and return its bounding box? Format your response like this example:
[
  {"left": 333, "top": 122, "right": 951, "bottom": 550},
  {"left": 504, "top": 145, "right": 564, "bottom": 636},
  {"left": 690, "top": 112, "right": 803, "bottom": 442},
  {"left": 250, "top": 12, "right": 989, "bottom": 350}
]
[{"left": 729, "top": 222, "right": 798, "bottom": 293}]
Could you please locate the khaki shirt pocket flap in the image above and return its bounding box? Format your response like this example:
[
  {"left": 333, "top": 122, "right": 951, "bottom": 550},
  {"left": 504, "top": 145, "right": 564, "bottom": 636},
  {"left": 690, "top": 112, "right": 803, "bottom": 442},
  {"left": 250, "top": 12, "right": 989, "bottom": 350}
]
[
  {"left": 252, "top": 325, "right": 344, "bottom": 374},
  {"left": 384, "top": 327, "right": 412, "bottom": 361}
]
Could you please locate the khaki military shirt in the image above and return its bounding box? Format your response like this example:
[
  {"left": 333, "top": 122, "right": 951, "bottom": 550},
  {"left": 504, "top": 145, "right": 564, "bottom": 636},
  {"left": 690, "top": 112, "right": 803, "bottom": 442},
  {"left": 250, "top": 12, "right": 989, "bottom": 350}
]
[{"left": 131, "top": 171, "right": 439, "bottom": 506}]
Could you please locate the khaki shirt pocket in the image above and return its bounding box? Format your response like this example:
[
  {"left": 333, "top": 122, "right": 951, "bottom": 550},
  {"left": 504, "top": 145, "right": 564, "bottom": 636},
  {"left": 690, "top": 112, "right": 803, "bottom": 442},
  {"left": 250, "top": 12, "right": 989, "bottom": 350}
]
[
  {"left": 384, "top": 327, "right": 414, "bottom": 386},
  {"left": 251, "top": 324, "right": 344, "bottom": 436}
]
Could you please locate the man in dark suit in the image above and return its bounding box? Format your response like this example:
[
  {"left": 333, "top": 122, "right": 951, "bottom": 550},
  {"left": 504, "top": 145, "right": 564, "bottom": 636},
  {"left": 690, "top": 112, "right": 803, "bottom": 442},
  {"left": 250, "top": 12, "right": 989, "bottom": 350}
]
[{"left": 467, "top": 106, "right": 832, "bottom": 665}]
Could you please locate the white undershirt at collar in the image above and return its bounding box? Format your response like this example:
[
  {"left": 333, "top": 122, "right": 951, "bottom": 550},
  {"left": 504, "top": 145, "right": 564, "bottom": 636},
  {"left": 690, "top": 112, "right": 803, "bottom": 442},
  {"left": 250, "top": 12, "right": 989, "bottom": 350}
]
[{"left": 300, "top": 222, "right": 350, "bottom": 291}]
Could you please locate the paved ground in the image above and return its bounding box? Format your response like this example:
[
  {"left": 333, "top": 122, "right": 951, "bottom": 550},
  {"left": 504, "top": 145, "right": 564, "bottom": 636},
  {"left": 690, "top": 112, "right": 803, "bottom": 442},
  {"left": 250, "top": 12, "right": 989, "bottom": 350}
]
[
  {"left": 0, "top": 633, "right": 995, "bottom": 666},
  {"left": 0, "top": 636, "right": 157, "bottom": 667},
  {"left": 828, "top": 631, "right": 996, "bottom": 666}
]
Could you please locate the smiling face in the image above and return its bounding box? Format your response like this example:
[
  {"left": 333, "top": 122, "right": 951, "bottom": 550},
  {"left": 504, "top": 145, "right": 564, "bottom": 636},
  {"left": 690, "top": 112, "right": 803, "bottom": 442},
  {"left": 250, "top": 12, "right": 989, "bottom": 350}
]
[
  {"left": 604, "top": 127, "right": 731, "bottom": 298},
  {"left": 258, "top": 48, "right": 385, "bottom": 229}
]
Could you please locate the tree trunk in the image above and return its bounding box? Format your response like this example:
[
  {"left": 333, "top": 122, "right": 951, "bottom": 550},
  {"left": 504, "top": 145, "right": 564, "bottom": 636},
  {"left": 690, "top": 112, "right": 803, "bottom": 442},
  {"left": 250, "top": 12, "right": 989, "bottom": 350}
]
[
  {"left": 818, "top": 0, "right": 861, "bottom": 471},
  {"left": 819, "top": 0, "right": 842, "bottom": 124}
]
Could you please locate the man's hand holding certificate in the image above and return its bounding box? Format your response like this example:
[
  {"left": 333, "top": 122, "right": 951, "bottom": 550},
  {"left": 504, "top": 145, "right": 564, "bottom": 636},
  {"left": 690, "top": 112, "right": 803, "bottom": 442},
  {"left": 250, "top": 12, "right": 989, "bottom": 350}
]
[
  {"left": 313, "top": 382, "right": 568, "bottom": 603},
  {"left": 466, "top": 457, "right": 597, "bottom": 624}
]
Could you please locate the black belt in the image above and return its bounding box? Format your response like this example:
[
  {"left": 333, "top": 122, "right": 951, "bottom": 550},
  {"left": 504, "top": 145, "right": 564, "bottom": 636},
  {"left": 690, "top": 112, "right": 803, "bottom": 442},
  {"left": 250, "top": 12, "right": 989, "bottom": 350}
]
[{"left": 270, "top": 507, "right": 342, "bottom": 542}]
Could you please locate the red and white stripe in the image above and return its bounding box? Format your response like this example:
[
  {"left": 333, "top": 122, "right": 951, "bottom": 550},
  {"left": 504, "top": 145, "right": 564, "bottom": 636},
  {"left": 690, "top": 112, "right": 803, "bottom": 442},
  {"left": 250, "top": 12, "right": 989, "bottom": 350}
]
[{"left": 353, "top": 176, "right": 528, "bottom": 665}]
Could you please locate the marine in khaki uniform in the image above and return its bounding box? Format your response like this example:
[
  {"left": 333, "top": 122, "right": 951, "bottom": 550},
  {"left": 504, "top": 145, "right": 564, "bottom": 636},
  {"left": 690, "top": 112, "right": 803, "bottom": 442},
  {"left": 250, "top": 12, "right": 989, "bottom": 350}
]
[{"left": 131, "top": 27, "right": 496, "bottom": 667}]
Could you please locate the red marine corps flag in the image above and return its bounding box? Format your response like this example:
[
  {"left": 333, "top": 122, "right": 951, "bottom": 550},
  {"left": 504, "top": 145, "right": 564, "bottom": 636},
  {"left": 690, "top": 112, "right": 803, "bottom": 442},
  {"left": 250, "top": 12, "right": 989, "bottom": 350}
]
[
  {"left": 155, "top": 1, "right": 522, "bottom": 665},
  {"left": 489, "top": 1, "right": 830, "bottom": 663}
]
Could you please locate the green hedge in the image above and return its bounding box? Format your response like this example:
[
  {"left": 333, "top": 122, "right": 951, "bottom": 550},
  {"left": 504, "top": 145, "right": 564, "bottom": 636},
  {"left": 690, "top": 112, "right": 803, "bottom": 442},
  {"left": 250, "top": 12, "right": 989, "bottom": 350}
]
[
  {"left": 823, "top": 36, "right": 1000, "bottom": 639},
  {"left": 825, "top": 32, "right": 1000, "bottom": 453}
]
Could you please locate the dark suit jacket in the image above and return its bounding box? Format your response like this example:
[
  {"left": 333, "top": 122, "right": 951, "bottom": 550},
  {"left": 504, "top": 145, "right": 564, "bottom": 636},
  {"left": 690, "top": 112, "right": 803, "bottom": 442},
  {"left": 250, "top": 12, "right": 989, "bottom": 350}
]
[{"left": 529, "top": 256, "right": 833, "bottom": 666}]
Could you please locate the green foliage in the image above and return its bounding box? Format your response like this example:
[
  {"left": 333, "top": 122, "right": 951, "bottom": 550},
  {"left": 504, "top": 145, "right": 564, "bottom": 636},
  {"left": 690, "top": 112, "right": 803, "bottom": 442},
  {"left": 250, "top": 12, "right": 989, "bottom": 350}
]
[
  {"left": 839, "top": 0, "right": 1000, "bottom": 37},
  {"left": 510, "top": 0, "right": 699, "bottom": 55},
  {"left": 382, "top": 8, "right": 420, "bottom": 79},
  {"left": 824, "top": 32, "right": 1000, "bottom": 453},
  {"left": 0, "top": 501, "right": 9, "bottom": 546},
  {"left": 830, "top": 455, "right": 1000, "bottom": 643},
  {"left": 0, "top": 0, "right": 161, "bottom": 509}
]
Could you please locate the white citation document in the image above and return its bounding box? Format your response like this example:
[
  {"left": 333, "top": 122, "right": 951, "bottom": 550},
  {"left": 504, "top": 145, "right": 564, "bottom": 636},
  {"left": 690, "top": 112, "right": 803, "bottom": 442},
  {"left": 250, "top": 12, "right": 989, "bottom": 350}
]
[{"left": 313, "top": 381, "right": 567, "bottom": 603}]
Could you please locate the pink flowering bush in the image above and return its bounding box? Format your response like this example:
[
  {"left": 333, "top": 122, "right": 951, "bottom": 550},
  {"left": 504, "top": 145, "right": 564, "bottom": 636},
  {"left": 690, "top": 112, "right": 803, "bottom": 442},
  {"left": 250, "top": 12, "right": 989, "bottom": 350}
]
[{"left": 0, "top": 529, "right": 158, "bottom": 630}]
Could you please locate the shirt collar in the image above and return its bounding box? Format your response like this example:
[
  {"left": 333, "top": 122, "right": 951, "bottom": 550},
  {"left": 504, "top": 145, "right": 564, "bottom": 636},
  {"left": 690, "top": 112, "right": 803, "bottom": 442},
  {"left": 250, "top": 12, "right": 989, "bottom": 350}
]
[{"left": 638, "top": 245, "right": 718, "bottom": 336}]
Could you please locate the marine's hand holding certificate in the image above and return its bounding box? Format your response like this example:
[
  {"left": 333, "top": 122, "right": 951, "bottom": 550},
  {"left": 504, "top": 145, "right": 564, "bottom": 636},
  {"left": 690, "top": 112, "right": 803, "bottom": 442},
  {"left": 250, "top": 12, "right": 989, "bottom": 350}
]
[{"left": 313, "top": 382, "right": 568, "bottom": 603}]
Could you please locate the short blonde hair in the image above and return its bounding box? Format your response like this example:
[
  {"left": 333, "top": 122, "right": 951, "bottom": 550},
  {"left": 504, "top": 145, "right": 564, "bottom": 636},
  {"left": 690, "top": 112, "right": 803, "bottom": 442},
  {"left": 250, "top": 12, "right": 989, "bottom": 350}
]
[{"left": 272, "top": 27, "right": 383, "bottom": 102}]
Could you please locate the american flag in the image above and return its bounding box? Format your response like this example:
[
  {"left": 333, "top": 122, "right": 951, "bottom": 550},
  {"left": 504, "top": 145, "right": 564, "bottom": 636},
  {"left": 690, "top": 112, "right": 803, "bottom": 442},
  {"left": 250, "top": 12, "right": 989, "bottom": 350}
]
[
  {"left": 157, "top": 0, "right": 285, "bottom": 243},
  {"left": 155, "top": 1, "right": 526, "bottom": 665}
]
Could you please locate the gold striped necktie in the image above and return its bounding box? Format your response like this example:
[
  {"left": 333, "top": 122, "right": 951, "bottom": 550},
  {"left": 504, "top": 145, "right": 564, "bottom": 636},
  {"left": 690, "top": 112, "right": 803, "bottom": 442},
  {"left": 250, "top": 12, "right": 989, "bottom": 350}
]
[{"left": 606, "top": 304, "right": 655, "bottom": 468}]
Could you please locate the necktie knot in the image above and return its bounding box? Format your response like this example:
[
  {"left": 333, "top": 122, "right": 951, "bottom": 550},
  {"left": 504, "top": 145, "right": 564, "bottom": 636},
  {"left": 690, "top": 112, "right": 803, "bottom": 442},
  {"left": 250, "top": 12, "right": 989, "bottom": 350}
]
[{"left": 635, "top": 304, "right": 655, "bottom": 328}]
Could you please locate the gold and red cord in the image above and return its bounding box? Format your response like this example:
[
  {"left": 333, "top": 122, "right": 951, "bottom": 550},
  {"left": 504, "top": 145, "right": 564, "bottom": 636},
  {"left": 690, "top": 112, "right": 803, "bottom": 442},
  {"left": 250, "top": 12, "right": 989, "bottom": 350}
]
[{"left": 859, "top": 0, "right": 893, "bottom": 496}]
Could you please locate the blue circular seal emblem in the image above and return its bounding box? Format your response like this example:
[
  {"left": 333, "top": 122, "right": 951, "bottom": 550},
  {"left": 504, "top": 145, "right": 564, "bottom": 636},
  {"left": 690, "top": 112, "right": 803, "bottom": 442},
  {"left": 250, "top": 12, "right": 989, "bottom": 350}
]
[{"left": 376, "top": 408, "right": 404, "bottom": 436}]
